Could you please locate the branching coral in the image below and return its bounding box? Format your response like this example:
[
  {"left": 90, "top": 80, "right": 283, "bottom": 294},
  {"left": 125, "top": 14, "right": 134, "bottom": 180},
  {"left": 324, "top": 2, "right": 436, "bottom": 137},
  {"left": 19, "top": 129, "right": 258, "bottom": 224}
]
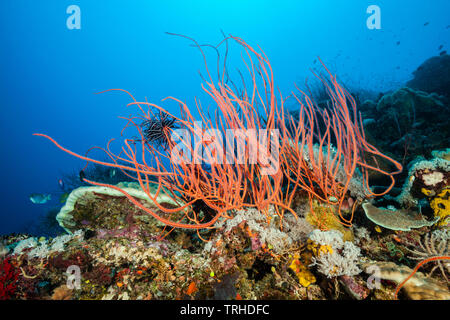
[{"left": 34, "top": 34, "right": 402, "bottom": 233}]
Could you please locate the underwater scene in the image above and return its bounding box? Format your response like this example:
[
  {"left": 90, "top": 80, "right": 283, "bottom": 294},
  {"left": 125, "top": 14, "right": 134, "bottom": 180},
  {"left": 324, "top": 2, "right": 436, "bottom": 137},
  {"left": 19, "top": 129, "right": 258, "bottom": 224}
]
[{"left": 0, "top": 0, "right": 449, "bottom": 306}]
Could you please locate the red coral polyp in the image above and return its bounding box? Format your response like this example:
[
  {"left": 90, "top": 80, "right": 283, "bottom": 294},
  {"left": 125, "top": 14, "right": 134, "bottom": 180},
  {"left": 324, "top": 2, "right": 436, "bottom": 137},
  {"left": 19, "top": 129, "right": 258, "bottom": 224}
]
[{"left": 0, "top": 257, "right": 20, "bottom": 300}]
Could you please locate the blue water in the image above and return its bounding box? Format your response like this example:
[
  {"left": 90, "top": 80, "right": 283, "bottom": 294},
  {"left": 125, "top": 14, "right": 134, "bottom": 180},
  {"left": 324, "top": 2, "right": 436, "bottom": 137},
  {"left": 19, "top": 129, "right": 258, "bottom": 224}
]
[{"left": 0, "top": 0, "right": 448, "bottom": 234}]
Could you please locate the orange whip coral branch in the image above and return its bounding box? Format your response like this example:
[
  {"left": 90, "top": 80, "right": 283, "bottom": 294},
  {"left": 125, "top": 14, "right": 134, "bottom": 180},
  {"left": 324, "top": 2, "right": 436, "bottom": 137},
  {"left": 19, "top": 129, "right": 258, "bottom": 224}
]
[
  {"left": 279, "top": 57, "right": 402, "bottom": 228},
  {"left": 394, "top": 256, "right": 450, "bottom": 300},
  {"left": 34, "top": 35, "right": 402, "bottom": 231}
]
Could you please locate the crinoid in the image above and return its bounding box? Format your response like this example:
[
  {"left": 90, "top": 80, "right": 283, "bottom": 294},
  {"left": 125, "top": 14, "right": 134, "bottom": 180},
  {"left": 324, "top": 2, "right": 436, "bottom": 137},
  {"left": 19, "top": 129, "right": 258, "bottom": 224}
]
[
  {"left": 141, "top": 111, "right": 179, "bottom": 149},
  {"left": 404, "top": 230, "right": 450, "bottom": 282}
]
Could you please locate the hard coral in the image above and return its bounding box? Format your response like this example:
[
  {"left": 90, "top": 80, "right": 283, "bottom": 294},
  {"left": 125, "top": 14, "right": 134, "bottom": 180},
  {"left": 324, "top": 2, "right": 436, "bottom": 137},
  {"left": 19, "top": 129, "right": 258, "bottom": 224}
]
[
  {"left": 360, "top": 87, "right": 449, "bottom": 166},
  {"left": 396, "top": 155, "right": 450, "bottom": 207},
  {"left": 362, "top": 202, "right": 438, "bottom": 231},
  {"left": 362, "top": 261, "right": 450, "bottom": 300},
  {"left": 406, "top": 54, "right": 450, "bottom": 98}
]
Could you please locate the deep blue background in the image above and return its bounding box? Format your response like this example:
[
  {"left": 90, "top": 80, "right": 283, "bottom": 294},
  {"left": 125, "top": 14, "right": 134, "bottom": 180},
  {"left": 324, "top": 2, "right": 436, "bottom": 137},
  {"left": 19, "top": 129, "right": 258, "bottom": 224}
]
[{"left": 0, "top": 0, "right": 448, "bottom": 234}]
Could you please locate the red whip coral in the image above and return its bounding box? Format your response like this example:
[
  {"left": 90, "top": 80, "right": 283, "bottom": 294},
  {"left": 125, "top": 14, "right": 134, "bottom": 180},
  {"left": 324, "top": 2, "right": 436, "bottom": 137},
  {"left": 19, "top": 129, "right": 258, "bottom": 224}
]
[
  {"left": 0, "top": 257, "right": 20, "bottom": 300},
  {"left": 34, "top": 34, "right": 402, "bottom": 232}
]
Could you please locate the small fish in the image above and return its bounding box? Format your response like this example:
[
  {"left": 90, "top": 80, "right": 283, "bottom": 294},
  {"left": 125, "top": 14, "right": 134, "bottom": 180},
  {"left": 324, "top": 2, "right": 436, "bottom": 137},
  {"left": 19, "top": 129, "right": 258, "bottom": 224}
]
[
  {"left": 109, "top": 169, "right": 116, "bottom": 179},
  {"left": 59, "top": 193, "right": 69, "bottom": 203},
  {"left": 374, "top": 226, "right": 382, "bottom": 233},
  {"left": 29, "top": 193, "right": 52, "bottom": 204},
  {"left": 79, "top": 170, "right": 86, "bottom": 182},
  {"left": 438, "top": 44, "right": 443, "bottom": 50},
  {"left": 396, "top": 41, "right": 400, "bottom": 45},
  {"left": 423, "top": 22, "right": 429, "bottom": 26},
  {"left": 58, "top": 179, "right": 65, "bottom": 189},
  {"left": 440, "top": 50, "right": 447, "bottom": 56}
]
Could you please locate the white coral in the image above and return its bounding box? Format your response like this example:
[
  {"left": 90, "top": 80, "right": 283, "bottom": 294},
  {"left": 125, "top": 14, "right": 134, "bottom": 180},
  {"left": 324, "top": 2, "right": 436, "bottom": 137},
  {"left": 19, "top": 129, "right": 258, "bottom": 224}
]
[
  {"left": 13, "top": 237, "right": 38, "bottom": 256},
  {"left": 12, "top": 230, "right": 84, "bottom": 259},
  {"left": 309, "top": 229, "right": 344, "bottom": 248},
  {"left": 422, "top": 171, "right": 444, "bottom": 186},
  {"left": 432, "top": 229, "right": 450, "bottom": 242},
  {"left": 204, "top": 207, "right": 314, "bottom": 254},
  {"left": 354, "top": 226, "right": 371, "bottom": 245},
  {"left": 308, "top": 229, "right": 362, "bottom": 278}
]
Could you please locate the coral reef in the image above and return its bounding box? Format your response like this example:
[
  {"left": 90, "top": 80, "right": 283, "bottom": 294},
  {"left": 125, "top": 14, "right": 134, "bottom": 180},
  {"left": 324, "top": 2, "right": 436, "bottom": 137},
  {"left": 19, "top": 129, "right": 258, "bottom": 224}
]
[
  {"left": 307, "top": 230, "right": 362, "bottom": 278},
  {"left": 406, "top": 53, "right": 450, "bottom": 98},
  {"left": 396, "top": 152, "right": 449, "bottom": 226},
  {"left": 56, "top": 182, "right": 181, "bottom": 234},
  {"left": 36, "top": 36, "right": 402, "bottom": 234},
  {"left": 397, "top": 154, "right": 449, "bottom": 206},
  {"left": 362, "top": 261, "right": 450, "bottom": 300},
  {"left": 404, "top": 229, "right": 449, "bottom": 281},
  {"left": 12, "top": 41, "right": 448, "bottom": 301},
  {"left": 432, "top": 148, "right": 450, "bottom": 161},
  {"left": 1, "top": 194, "right": 449, "bottom": 300},
  {"left": 362, "top": 202, "right": 439, "bottom": 231},
  {"left": 359, "top": 88, "right": 449, "bottom": 167}
]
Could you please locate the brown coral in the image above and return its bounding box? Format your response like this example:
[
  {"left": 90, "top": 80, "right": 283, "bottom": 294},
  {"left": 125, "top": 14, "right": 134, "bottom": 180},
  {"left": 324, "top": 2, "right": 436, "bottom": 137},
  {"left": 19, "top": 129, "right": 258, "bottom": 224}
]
[
  {"left": 362, "top": 261, "right": 450, "bottom": 300},
  {"left": 51, "top": 285, "right": 73, "bottom": 300}
]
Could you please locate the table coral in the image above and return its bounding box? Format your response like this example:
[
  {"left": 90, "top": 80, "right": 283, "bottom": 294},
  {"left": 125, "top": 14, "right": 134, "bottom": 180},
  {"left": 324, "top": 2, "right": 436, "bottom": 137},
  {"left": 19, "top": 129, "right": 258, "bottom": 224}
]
[{"left": 362, "top": 202, "right": 438, "bottom": 231}]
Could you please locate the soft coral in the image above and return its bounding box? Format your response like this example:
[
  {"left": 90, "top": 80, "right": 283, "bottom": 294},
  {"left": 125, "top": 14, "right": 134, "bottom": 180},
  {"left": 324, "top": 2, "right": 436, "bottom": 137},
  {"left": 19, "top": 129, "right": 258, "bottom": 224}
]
[{"left": 0, "top": 257, "right": 20, "bottom": 300}]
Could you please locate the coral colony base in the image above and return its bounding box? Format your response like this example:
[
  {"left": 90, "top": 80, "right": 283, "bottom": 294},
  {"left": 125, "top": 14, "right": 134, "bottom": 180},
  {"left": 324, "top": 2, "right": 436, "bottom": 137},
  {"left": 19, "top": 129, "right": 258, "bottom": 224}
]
[{"left": 1, "top": 35, "right": 448, "bottom": 301}]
